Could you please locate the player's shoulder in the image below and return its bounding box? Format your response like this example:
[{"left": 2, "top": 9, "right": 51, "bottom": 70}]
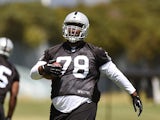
[
  {"left": 8, "top": 61, "right": 19, "bottom": 72},
  {"left": 86, "top": 42, "right": 106, "bottom": 54},
  {"left": 0, "top": 56, "right": 11, "bottom": 67},
  {"left": 45, "top": 43, "right": 63, "bottom": 54},
  {"left": 9, "top": 63, "right": 20, "bottom": 81},
  {"left": 48, "top": 43, "right": 63, "bottom": 51},
  {"left": 43, "top": 43, "right": 64, "bottom": 61},
  {"left": 86, "top": 42, "right": 111, "bottom": 62},
  {"left": 1, "top": 59, "right": 19, "bottom": 76}
]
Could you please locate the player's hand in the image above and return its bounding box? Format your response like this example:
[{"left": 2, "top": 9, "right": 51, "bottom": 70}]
[
  {"left": 132, "top": 95, "right": 143, "bottom": 117},
  {"left": 42, "top": 60, "right": 62, "bottom": 77}
]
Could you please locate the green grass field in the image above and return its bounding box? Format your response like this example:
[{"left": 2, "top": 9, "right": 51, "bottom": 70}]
[{"left": 5, "top": 92, "right": 160, "bottom": 120}]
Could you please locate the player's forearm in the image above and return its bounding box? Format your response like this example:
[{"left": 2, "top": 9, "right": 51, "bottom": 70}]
[
  {"left": 100, "top": 61, "right": 136, "bottom": 94},
  {"left": 7, "top": 96, "right": 17, "bottom": 119},
  {"left": 30, "top": 61, "right": 47, "bottom": 80}
]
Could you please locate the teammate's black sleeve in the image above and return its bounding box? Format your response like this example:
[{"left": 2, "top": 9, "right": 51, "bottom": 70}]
[
  {"left": 13, "top": 67, "right": 20, "bottom": 82},
  {"left": 10, "top": 64, "right": 20, "bottom": 82}
]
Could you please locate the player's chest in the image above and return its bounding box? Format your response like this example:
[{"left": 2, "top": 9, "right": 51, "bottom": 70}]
[
  {"left": 53, "top": 48, "right": 95, "bottom": 65},
  {"left": 51, "top": 49, "right": 97, "bottom": 78},
  {"left": 0, "top": 64, "right": 13, "bottom": 89}
]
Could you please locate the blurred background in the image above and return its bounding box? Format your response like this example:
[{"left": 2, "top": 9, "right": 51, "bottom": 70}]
[{"left": 1, "top": 0, "right": 160, "bottom": 120}]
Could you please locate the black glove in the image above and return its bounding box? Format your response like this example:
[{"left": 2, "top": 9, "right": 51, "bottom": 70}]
[
  {"left": 132, "top": 95, "right": 143, "bottom": 117},
  {"left": 42, "top": 60, "right": 62, "bottom": 77}
]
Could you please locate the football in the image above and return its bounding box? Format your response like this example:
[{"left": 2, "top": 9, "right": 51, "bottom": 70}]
[
  {"left": 43, "top": 62, "right": 62, "bottom": 80},
  {"left": 43, "top": 74, "right": 55, "bottom": 80},
  {"left": 52, "top": 62, "right": 62, "bottom": 67}
]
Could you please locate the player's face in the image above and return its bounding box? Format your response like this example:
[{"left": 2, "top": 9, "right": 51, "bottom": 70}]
[{"left": 68, "top": 26, "right": 82, "bottom": 37}]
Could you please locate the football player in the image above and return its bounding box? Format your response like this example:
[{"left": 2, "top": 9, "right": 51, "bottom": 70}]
[
  {"left": 0, "top": 37, "right": 20, "bottom": 120},
  {"left": 30, "top": 11, "right": 143, "bottom": 120}
]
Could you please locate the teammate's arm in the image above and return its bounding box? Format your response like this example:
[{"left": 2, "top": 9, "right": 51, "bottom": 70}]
[{"left": 6, "top": 81, "right": 19, "bottom": 120}]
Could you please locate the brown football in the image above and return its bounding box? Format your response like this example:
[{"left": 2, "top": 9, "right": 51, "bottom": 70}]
[
  {"left": 43, "top": 62, "right": 62, "bottom": 80},
  {"left": 52, "top": 62, "right": 62, "bottom": 67}
]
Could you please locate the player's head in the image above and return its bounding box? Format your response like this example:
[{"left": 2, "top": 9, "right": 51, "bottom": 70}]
[
  {"left": 0, "top": 37, "right": 14, "bottom": 58},
  {"left": 62, "top": 11, "right": 89, "bottom": 43}
]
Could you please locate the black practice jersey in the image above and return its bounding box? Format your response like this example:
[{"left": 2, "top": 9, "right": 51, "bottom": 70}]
[
  {"left": 41, "top": 41, "right": 111, "bottom": 102},
  {"left": 0, "top": 55, "right": 19, "bottom": 104}
]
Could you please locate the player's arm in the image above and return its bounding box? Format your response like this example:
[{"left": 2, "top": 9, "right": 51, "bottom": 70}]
[
  {"left": 30, "top": 60, "right": 47, "bottom": 80},
  {"left": 6, "top": 81, "right": 19, "bottom": 120},
  {"left": 100, "top": 61, "right": 143, "bottom": 116},
  {"left": 30, "top": 60, "right": 62, "bottom": 80},
  {"left": 131, "top": 91, "right": 143, "bottom": 117}
]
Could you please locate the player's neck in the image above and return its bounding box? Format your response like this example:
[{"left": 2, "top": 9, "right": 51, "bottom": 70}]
[
  {"left": 64, "top": 41, "right": 85, "bottom": 52},
  {"left": 67, "top": 40, "right": 85, "bottom": 47}
]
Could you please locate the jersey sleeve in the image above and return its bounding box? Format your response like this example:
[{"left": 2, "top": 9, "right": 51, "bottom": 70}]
[
  {"left": 94, "top": 47, "right": 111, "bottom": 67},
  {"left": 12, "top": 66, "right": 20, "bottom": 82},
  {"left": 39, "top": 49, "right": 51, "bottom": 62},
  {"left": 30, "top": 44, "right": 62, "bottom": 80},
  {"left": 40, "top": 43, "right": 63, "bottom": 62},
  {"left": 100, "top": 61, "right": 136, "bottom": 94}
]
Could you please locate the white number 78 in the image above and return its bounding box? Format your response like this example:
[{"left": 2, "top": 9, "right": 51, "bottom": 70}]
[{"left": 57, "top": 55, "right": 89, "bottom": 79}]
